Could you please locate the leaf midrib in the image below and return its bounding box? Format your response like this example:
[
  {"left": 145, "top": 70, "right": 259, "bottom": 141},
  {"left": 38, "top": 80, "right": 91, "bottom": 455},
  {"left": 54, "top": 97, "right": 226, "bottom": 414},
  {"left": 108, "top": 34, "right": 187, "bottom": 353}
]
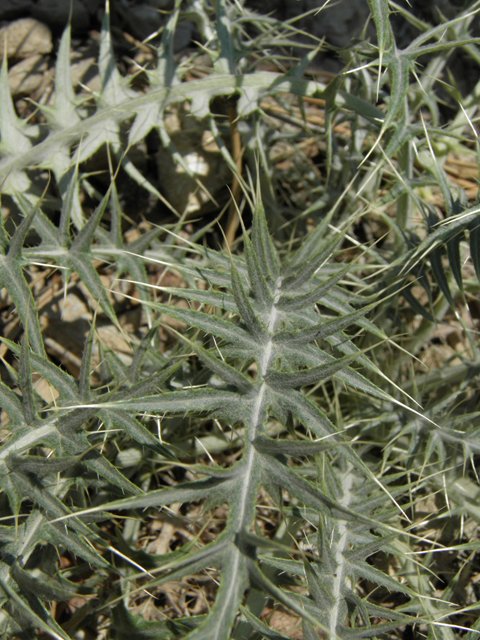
[{"left": 0, "top": 71, "right": 385, "bottom": 181}]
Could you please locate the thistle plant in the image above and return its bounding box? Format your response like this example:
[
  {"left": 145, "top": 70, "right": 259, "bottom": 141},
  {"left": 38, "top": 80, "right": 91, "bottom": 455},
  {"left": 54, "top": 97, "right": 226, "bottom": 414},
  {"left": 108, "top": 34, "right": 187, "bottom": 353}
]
[
  {"left": 1, "top": 0, "right": 480, "bottom": 638},
  {"left": 0, "top": 186, "right": 463, "bottom": 638},
  {"left": 0, "top": 190, "right": 415, "bottom": 639}
]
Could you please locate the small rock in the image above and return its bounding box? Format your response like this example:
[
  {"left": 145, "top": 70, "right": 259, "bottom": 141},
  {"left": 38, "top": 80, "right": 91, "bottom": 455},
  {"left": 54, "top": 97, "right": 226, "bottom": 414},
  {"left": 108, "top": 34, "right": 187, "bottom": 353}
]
[
  {"left": 0, "top": 18, "right": 52, "bottom": 62},
  {"left": 313, "top": 0, "right": 371, "bottom": 48},
  {"left": 8, "top": 54, "right": 48, "bottom": 97},
  {"left": 246, "top": 0, "right": 372, "bottom": 49},
  {"left": 125, "top": 4, "right": 163, "bottom": 41},
  {"left": 0, "top": 0, "right": 34, "bottom": 22},
  {"left": 143, "top": 0, "right": 174, "bottom": 8},
  {"left": 31, "top": 0, "right": 91, "bottom": 33},
  {"left": 156, "top": 105, "right": 232, "bottom": 216},
  {"left": 124, "top": 2, "right": 192, "bottom": 48},
  {"left": 81, "top": 0, "right": 104, "bottom": 17},
  {"left": 69, "top": 47, "right": 102, "bottom": 94},
  {"left": 173, "top": 21, "right": 194, "bottom": 53}
]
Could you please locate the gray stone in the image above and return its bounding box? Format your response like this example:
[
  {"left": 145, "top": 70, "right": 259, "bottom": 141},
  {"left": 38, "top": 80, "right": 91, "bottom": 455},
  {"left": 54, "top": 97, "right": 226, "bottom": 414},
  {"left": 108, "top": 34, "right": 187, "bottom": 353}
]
[
  {"left": 0, "top": 0, "right": 34, "bottom": 22},
  {"left": 156, "top": 105, "right": 232, "bottom": 216},
  {"left": 246, "top": 0, "right": 372, "bottom": 49},
  {"left": 81, "top": 0, "right": 104, "bottom": 17},
  {"left": 0, "top": 18, "right": 52, "bottom": 62},
  {"left": 311, "top": 0, "right": 371, "bottom": 48},
  {"left": 143, "top": 0, "right": 174, "bottom": 8},
  {"left": 31, "top": 0, "right": 91, "bottom": 32},
  {"left": 124, "top": 3, "right": 192, "bottom": 49},
  {"left": 172, "top": 21, "right": 194, "bottom": 52},
  {"left": 8, "top": 53, "right": 48, "bottom": 97},
  {"left": 125, "top": 4, "right": 163, "bottom": 41},
  {"left": 69, "top": 49, "right": 102, "bottom": 94}
]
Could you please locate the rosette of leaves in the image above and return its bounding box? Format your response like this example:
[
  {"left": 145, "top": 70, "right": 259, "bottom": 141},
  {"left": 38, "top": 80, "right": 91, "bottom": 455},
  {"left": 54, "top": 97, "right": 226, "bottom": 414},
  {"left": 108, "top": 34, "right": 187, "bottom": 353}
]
[{"left": 40, "top": 196, "right": 426, "bottom": 640}]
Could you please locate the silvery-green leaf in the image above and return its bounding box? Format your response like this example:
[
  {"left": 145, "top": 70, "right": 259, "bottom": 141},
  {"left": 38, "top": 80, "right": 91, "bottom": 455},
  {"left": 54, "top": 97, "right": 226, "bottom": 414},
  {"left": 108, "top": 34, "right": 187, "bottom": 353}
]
[
  {"left": 111, "top": 603, "right": 203, "bottom": 640},
  {"left": 43, "top": 524, "right": 111, "bottom": 570},
  {"left": 11, "top": 562, "right": 79, "bottom": 603},
  {"left": 244, "top": 234, "right": 274, "bottom": 307},
  {"left": 0, "top": 381, "right": 26, "bottom": 429},
  {"left": 251, "top": 195, "right": 280, "bottom": 279},
  {"left": 0, "top": 576, "right": 72, "bottom": 640},
  {"left": 282, "top": 234, "right": 342, "bottom": 289},
  {"left": 274, "top": 303, "right": 374, "bottom": 347},
  {"left": 148, "top": 300, "right": 256, "bottom": 347},
  {"left": 100, "top": 410, "right": 176, "bottom": 459},
  {"left": 231, "top": 260, "right": 266, "bottom": 342},
  {"left": 178, "top": 332, "right": 252, "bottom": 392},
  {"left": 81, "top": 475, "right": 236, "bottom": 513},
  {"left": 268, "top": 352, "right": 363, "bottom": 390}
]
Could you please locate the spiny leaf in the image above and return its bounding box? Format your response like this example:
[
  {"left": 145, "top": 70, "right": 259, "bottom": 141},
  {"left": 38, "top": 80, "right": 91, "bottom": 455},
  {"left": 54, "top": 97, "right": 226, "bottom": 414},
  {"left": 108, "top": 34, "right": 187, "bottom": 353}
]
[
  {"left": 0, "top": 259, "right": 45, "bottom": 356},
  {"left": 263, "top": 456, "right": 361, "bottom": 523},
  {"left": 98, "top": 388, "right": 243, "bottom": 416},
  {"left": 70, "top": 191, "right": 108, "bottom": 255},
  {"left": 58, "top": 164, "right": 78, "bottom": 243},
  {"left": 149, "top": 300, "right": 256, "bottom": 347},
  {"left": 42, "top": 523, "right": 111, "bottom": 570},
  {"left": 214, "top": 0, "right": 236, "bottom": 75},
  {"left": 7, "top": 199, "right": 40, "bottom": 260},
  {"left": 79, "top": 448, "right": 142, "bottom": 496},
  {"left": 0, "top": 576, "right": 72, "bottom": 640},
  {"left": 429, "top": 246, "right": 455, "bottom": 309},
  {"left": 0, "top": 55, "right": 32, "bottom": 157},
  {"left": 111, "top": 360, "right": 183, "bottom": 400},
  {"left": 238, "top": 607, "right": 291, "bottom": 640},
  {"left": 470, "top": 219, "right": 480, "bottom": 282},
  {"left": 230, "top": 259, "right": 266, "bottom": 342},
  {"left": 175, "top": 332, "right": 253, "bottom": 393},
  {"left": 11, "top": 562, "right": 79, "bottom": 602},
  {"left": 253, "top": 435, "right": 336, "bottom": 457},
  {"left": 6, "top": 453, "right": 86, "bottom": 477},
  {"left": 0, "top": 470, "right": 24, "bottom": 516},
  {"left": 367, "top": 0, "right": 394, "bottom": 77},
  {"left": 267, "top": 351, "right": 364, "bottom": 390},
  {"left": 7, "top": 471, "right": 96, "bottom": 538},
  {"left": 111, "top": 603, "right": 204, "bottom": 640},
  {"left": 277, "top": 264, "right": 352, "bottom": 312},
  {"left": 59, "top": 476, "right": 237, "bottom": 515},
  {"left": 0, "top": 381, "right": 26, "bottom": 428},
  {"left": 0, "top": 69, "right": 382, "bottom": 195},
  {"left": 139, "top": 285, "right": 238, "bottom": 314},
  {"left": 0, "top": 336, "right": 78, "bottom": 400},
  {"left": 97, "top": 4, "right": 135, "bottom": 108},
  {"left": 446, "top": 231, "right": 464, "bottom": 293},
  {"left": 282, "top": 234, "right": 343, "bottom": 290},
  {"left": 274, "top": 303, "right": 375, "bottom": 347},
  {"left": 50, "top": 23, "right": 78, "bottom": 128},
  {"left": 251, "top": 190, "right": 280, "bottom": 279},
  {"left": 101, "top": 409, "right": 177, "bottom": 459},
  {"left": 247, "top": 561, "right": 327, "bottom": 632},
  {"left": 78, "top": 328, "right": 95, "bottom": 399},
  {"left": 272, "top": 388, "right": 339, "bottom": 440},
  {"left": 244, "top": 233, "right": 274, "bottom": 307},
  {"left": 19, "top": 337, "right": 37, "bottom": 426}
]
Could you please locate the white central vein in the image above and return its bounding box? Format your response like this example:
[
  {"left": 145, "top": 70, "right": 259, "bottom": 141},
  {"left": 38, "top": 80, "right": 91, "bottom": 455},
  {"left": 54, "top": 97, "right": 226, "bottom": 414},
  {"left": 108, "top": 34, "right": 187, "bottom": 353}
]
[
  {"left": 236, "top": 277, "right": 283, "bottom": 532},
  {"left": 329, "top": 471, "right": 354, "bottom": 636}
]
